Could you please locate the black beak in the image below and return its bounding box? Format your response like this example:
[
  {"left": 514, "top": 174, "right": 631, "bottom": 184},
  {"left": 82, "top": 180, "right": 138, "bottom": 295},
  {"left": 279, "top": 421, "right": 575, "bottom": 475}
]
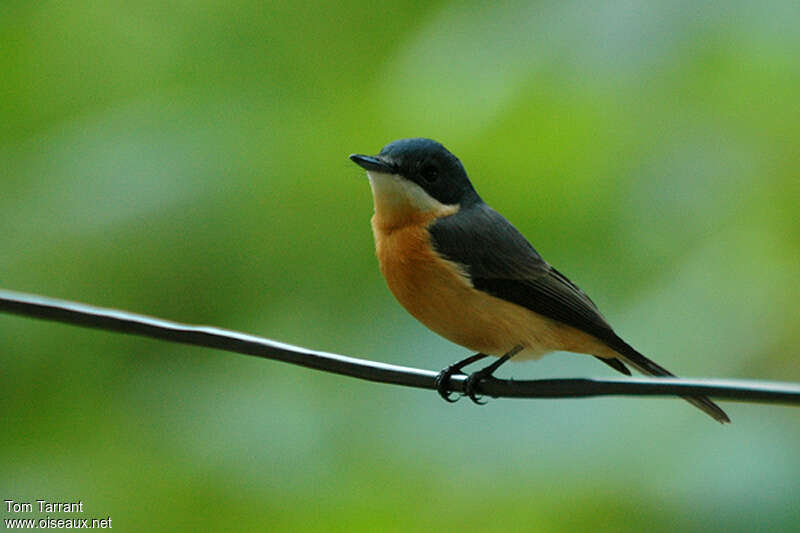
[{"left": 349, "top": 154, "right": 395, "bottom": 173}]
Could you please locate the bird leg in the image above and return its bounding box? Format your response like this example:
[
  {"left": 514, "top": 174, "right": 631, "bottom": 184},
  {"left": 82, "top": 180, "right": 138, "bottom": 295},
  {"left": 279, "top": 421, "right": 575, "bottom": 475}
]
[
  {"left": 463, "top": 345, "right": 524, "bottom": 404},
  {"left": 434, "top": 352, "right": 489, "bottom": 402}
]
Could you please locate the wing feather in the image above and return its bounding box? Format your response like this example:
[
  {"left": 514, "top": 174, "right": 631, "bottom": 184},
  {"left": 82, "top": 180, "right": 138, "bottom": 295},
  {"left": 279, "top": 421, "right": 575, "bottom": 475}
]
[
  {"left": 429, "top": 204, "right": 617, "bottom": 345},
  {"left": 430, "top": 204, "right": 731, "bottom": 422}
]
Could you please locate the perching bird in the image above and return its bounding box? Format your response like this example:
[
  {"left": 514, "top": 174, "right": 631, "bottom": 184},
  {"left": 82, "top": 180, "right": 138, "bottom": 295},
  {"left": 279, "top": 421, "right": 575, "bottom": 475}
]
[{"left": 350, "top": 138, "right": 729, "bottom": 423}]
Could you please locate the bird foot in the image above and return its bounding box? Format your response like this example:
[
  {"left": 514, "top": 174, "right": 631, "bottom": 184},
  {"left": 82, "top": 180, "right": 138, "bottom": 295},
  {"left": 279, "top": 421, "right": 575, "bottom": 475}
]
[
  {"left": 463, "top": 369, "right": 492, "bottom": 405},
  {"left": 434, "top": 365, "right": 462, "bottom": 403},
  {"left": 434, "top": 352, "right": 490, "bottom": 403},
  {"left": 453, "top": 346, "right": 522, "bottom": 405}
]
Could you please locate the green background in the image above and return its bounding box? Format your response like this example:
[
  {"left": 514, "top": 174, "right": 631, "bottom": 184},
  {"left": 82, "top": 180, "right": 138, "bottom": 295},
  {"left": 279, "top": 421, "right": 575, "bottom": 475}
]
[{"left": 2, "top": 1, "right": 799, "bottom": 531}]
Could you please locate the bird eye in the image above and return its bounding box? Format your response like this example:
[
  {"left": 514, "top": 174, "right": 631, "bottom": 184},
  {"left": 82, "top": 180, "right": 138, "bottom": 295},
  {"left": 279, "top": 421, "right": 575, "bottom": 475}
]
[{"left": 420, "top": 164, "right": 439, "bottom": 183}]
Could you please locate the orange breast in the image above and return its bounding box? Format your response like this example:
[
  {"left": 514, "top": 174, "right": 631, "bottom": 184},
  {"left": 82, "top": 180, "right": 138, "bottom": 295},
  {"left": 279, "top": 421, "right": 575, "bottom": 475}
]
[{"left": 371, "top": 215, "right": 612, "bottom": 360}]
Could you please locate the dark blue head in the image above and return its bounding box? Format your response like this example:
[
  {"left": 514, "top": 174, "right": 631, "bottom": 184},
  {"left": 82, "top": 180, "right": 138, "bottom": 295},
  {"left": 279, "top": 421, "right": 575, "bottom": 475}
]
[{"left": 350, "top": 138, "right": 481, "bottom": 207}]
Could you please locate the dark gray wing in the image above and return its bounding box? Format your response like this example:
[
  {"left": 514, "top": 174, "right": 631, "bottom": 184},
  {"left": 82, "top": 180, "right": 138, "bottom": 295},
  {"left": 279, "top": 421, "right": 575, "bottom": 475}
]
[
  {"left": 428, "top": 203, "right": 620, "bottom": 348},
  {"left": 430, "top": 204, "right": 734, "bottom": 420}
]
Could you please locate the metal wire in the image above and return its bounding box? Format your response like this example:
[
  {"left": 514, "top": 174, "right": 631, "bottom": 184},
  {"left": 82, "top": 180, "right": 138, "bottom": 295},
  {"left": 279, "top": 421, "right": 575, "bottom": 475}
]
[{"left": 2, "top": 288, "right": 799, "bottom": 406}]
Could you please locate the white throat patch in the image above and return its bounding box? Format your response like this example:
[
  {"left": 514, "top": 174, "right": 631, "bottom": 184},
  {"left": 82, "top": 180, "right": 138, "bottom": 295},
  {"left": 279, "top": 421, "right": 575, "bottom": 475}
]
[{"left": 367, "top": 171, "right": 454, "bottom": 216}]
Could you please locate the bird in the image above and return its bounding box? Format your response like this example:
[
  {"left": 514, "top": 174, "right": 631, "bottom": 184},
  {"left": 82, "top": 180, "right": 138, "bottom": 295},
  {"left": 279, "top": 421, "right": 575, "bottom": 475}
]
[{"left": 349, "top": 138, "right": 730, "bottom": 423}]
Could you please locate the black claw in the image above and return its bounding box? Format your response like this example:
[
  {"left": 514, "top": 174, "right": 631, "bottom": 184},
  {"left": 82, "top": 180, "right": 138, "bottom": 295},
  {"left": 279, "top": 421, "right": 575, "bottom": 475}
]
[
  {"left": 435, "top": 367, "right": 461, "bottom": 403},
  {"left": 434, "top": 353, "right": 489, "bottom": 403},
  {"left": 437, "top": 348, "right": 519, "bottom": 406},
  {"left": 464, "top": 372, "right": 488, "bottom": 405}
]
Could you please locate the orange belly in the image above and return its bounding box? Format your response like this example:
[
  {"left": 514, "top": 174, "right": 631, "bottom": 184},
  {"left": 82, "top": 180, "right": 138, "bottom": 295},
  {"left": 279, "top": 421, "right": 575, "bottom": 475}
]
[{"left": 371, "top": 216, "right": 613, "bottom": 361}]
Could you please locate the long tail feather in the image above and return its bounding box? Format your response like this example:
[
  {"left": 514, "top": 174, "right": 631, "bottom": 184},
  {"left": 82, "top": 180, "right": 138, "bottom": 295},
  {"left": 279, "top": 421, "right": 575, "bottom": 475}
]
[{"left": 606, "top": 336, "right": 730, "bottom": 423}]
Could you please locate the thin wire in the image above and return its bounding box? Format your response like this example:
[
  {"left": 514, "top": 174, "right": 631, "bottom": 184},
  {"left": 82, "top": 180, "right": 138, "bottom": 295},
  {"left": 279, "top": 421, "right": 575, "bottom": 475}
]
[{"left": 2, "top": 288, "right": 799, "bottom": 405}]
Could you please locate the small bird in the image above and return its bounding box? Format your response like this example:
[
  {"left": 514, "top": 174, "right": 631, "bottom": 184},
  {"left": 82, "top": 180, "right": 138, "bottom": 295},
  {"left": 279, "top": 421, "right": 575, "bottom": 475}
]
[{"left": 350, "top": 138, "right": 729, "bottom": 423}]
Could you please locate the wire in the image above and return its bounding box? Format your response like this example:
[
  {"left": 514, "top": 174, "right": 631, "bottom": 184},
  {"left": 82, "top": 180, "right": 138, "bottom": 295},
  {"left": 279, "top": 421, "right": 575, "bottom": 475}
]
[{"left": 2, "top": 288, "right": 799, "bottom": 405}]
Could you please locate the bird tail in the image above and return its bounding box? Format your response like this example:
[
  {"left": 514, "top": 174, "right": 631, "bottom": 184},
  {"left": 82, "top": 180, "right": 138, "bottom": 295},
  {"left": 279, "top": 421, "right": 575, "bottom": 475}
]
[{"left": 606, "top": 337, "right": 730, "bottom": 424}]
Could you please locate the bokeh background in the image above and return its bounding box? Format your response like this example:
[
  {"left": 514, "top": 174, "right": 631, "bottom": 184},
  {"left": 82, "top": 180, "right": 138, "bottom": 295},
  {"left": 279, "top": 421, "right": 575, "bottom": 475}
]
[{"left": 3, "top": 1, "right": 799, "bottom": 531}]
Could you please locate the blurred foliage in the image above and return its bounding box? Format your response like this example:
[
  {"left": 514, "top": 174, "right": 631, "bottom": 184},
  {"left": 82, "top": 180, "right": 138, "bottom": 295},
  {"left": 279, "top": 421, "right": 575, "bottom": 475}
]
[{"left": 2, "top": 1, "right": 799, "bottom": 531}]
